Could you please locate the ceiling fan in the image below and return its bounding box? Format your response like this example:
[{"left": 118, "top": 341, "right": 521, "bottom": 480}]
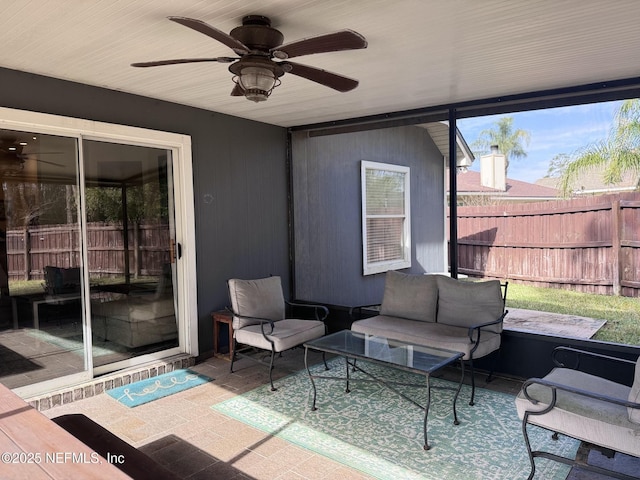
[
  {"left": 132, "top": 15, "right": 367, "bottom": 102},
  {"left": 0, "top": 137, "right": 64, "bottom": 176}
]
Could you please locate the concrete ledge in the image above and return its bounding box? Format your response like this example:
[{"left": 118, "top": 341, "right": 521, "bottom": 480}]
[{"left": 504, "top": 308, "right": 607, "bottom": 339}]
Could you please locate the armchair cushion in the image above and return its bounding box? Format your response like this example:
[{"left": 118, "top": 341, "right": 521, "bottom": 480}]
[
  {"left": 234, "top": 319, "right": 326, "bottom": 352},
  {"left": 516, "top": 367, "right": 637, "bottom": 458},
  {"left": 380, "top": 271, "right": 438, "bottom": 322},
  {"left": 435, "top": 275, "right": 504, "bottom": 332},
  {"left": 628, "top": 357, "right": 640, "bottom": 423},
  {"left": 229, "top": 276, "right": 285, "bottom": 329}
]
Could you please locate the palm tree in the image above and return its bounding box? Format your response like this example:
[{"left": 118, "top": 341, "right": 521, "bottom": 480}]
[
  {"left": 471, "top": 116, "right": 531, "bottom": 177},
  {"left": 560, "top": 99, "right": 640, "bottom": 196}
]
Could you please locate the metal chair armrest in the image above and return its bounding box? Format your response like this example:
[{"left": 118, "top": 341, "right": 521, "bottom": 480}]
[
  {"left": 522, "top": 376, "right": 640, "bottom": 411},
  {"left": 227, "top": 308, "right": 276, "bottom": 334},
  {"left": 467, "top": 310, "right": 508, "bottom": 344}
]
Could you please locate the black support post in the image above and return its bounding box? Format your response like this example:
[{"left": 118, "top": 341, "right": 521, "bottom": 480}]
[{"left": 448, "top": 109, "right": 458, "bottom": 279}]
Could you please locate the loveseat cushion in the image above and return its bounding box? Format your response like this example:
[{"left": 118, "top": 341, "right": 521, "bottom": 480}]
[
  {"left": 92, "top": 296, "right": 174, "bottom": 323},
  {"left": 128, "top": 297, "right": 175, "bottom": 322},
  {"left": 228, "top": 276, "right": 285, "bottom": 329},
  {"left": 435, "top": 275, "right": 504, "bottom": 332},
  {"left": 379, "top": 271, "right": 438, "bottom": 322},
  {"left": 627, "top": 356, "right": 640, "bottom": 423},
  {"left": 351, "top": 315, "right": 500, "bottom": 360}
]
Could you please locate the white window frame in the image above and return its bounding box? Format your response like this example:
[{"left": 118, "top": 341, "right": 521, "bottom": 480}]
[{"left": 361, "top": 160, "right": 411, "bottom": 275}]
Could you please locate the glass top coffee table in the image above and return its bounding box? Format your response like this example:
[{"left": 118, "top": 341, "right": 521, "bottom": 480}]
[{"left": 304, "top": 329, "right": 464, "bottom": 450}]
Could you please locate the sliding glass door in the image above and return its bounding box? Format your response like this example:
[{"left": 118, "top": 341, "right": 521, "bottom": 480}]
[
  {"left": 83, "top": 140, "right": 178, "bottom": 369},
  {"left": 0, "top": 123, "right": 184, "bottom": 392}
]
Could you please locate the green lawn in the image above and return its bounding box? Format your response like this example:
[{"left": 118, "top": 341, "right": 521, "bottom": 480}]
[
  {"left": 506, "top": 283, "right": 640, "bottom": 345},
  {"left": 9, "top": 276, "right": 156, "bottom": 296},
  {"left": 9, "top": 279, "right": 45, "bottom": 296}
]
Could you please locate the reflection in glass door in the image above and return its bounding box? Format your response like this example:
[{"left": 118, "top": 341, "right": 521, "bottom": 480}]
[
  {"left": 0, "top": 129, "right": 85, "bottom": 389},
  {"left": 83, "top": 140, "right": 178, "bottom": 369}
]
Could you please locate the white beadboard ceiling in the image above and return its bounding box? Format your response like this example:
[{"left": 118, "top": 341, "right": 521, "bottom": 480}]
[{"left": 1, "top": 0, "right": 640, "bottom": 128}]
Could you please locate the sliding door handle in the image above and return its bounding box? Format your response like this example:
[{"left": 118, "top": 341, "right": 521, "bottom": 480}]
[{"left": 170, "top": 240, "right": 182, "bottom": 262}]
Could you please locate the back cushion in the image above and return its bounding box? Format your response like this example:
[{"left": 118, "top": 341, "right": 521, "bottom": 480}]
[
  {"left": 45, "top": 266, "right": 81, "bottom": 294},
  {"left": 62, "top": 267, "right": 81, "bottom": 288},
  {"left": 628, "top": 356, "right": 640, "bottom": 424},
  {"left": 228, "top": 276, "right": 285, "bottom": 329},
  {"left": 380, "top": 271, "right": 438, "bottom": 322},
  {"left": 44, "top": 266, "right": 64, "bottom": 293},
  {"left": 436, "top": 275, "right": 504, "bottom": 332}
]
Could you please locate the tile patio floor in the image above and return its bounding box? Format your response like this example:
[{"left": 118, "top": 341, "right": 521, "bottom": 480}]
[{"left": 40, "top": 349, "right": 523, "bottom": 480}]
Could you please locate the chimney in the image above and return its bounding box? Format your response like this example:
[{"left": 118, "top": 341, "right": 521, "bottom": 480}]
[{"left": 480, "top": 145, "right": 506, "bottom": 190}]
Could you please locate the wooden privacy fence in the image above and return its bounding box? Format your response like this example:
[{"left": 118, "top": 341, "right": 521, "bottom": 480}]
[
  {"left": 449, "top": 192, "right": 640, "bottom": 297},
  {"left": 6, "top": 222, "right": 171, "bottom": 281}
]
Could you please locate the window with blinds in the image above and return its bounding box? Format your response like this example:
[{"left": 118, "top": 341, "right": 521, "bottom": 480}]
[{"left": 361, "top": 161, "right": 411, "bottom": 275}]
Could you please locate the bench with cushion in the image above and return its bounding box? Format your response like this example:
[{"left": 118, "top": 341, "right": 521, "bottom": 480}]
[{"left": 351, "top": 270, "right": 507, "bottom": 405}]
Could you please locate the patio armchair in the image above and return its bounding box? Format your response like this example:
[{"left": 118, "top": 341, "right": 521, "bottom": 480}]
[
  {"left": 515, "top": 346, "right": 640, "bottom": 480},
  {"left": 43, "top": 265, "right": 82, "bottom": 296},
  {"left": 228, "top": 276, "right": 328, "bottom": 391}
]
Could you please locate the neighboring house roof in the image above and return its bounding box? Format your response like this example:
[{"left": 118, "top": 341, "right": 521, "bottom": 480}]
[
  {"left": 421, "top": 122, "right": 474, "bottom": 168},
  {"left": 536, "top": 169, "right": 640, "bottom": 194},
  {"left": 447, "top": 170, "right": 559, "bottom": 200}
]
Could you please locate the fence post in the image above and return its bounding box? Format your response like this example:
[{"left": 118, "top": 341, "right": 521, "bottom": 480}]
[
  {"left": 611, "top": 199, "right": 622, "bottom": 296},
  {"left": 23, "top": 227, "right": 30, "bottom": 281},
  {"left": 133, "top": 222, "right": 139, "bottom": 280}
]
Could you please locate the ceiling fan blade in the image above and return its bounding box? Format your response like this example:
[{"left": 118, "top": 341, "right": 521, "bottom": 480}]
[
  {"left": 273, "top": 30, "right": 367, "bottom": 59},
  {"left": 132, "top": 57, "right": 236, "bottom": 67},
  {"left": 230, "top": 84, "right": 245, "bottom": 96},
  {"left": 283, "top": 62, "right": 359, "bottom": 92},
  {"left": 168, "top": 16, "right": 249, "bottom": 55},
  {"left": 32, "top": 158, "right": 65, "bottom": 167}
]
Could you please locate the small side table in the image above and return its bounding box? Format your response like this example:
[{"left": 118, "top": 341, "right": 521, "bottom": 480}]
[{"left": 212, "top": 310, "right": 234, "bottom": 360}]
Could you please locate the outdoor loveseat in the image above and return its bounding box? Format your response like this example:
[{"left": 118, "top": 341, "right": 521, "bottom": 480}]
[
  {"left": 351, "top": 271, "right": 508, "bottom": 405},
  {"left": 91, "top": 265, "right": 177, "bottom": 348},
  {"left": 515, "top": 346, "right": 640, "bottom": 480}
]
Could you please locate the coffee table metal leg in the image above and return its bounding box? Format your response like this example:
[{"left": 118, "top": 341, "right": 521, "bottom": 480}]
[
  {"left": 423, "top": 374, "right": 432, "bottom": 450},
  {"left": 345, "top": 357, "right": 351, "bottom": 393},
  {"left": 453, "top": 359, "right": 465, "bottom": 425},
  {"left": 305, "top": 347, "right": 318, "bottom": 411}
]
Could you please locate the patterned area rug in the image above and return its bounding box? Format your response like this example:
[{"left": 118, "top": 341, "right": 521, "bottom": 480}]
[
  {"left": 213, "top": 358, "right": 579, "bottom": 480},
  {"left": 107, "top": 369, "right": 212, "bottom": 407}
]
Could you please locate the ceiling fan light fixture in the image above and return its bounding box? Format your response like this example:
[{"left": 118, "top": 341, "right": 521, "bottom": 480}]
[{"left": 237, "top": 66, "right": 278, "bottom": 102}]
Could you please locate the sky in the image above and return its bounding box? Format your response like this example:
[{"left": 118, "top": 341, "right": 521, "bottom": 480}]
[{"left": 457, "top": 100, "right": 624, "bottom": 184}]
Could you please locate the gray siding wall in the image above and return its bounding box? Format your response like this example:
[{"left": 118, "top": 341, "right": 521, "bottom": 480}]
[
  {"left": 0, "top": 67, "right": 288, "bottom": 355},
  {"left": 291, "top": 126, "right": 446, "bottom": 307}
]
